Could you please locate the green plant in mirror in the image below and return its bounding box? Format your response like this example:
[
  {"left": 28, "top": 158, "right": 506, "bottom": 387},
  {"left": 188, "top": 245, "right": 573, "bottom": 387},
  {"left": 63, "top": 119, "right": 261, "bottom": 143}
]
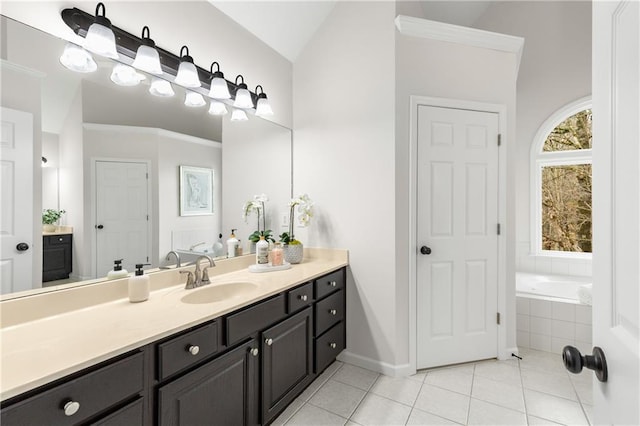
[
  {"left": 42, "top": 209, "right": 66, "bottom": 225},
  {"left": 243, "top": 193, "right": 275, "bottom": 242}
]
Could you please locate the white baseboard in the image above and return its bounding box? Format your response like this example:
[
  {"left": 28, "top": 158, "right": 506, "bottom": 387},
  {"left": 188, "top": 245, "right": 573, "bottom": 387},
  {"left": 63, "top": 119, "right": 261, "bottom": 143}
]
[{"left": 337, "top": 350, "right": 414, "bottom": 377}]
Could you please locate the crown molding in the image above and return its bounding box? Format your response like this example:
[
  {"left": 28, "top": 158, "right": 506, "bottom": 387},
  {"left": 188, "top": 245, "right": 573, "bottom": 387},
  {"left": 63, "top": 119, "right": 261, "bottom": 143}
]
[{"left": 395, "top": 15, "right": 525, "bottom": 76}]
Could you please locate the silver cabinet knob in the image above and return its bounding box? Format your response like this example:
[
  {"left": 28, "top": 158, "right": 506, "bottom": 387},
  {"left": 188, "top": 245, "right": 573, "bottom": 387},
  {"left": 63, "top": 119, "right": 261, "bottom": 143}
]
[
  {"left": 299, "top": 294, "right": 308, "bottom": 301},
  {"left": 251, "top": 348, "right": 259, "bottom": 357},
  {"left": 329, "top": 281, "right": 337, "bottom": 287},
  {"left": 63, "top": 400, "right": 80, "bottom": 416},
  {"left": 58, "top": 238, "right": 64, "bottom": 242},
  {"left": 265, "top": 338, "right": 273, "bottom": 346},
  {"left": 188, "top": 345, "right": 200, "bottom": 356},
  {"left": 329, "top": 309, "right": 337, "bottom": 315},
  {"left": 330, "top": 343, "right": 337, "bottom": 349}
]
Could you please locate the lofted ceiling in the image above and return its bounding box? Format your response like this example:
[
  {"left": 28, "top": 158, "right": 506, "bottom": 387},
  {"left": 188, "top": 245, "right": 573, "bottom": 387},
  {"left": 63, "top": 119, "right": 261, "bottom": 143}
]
[{"left": 209, "top": 1, "right": 495, "bottom": 63}]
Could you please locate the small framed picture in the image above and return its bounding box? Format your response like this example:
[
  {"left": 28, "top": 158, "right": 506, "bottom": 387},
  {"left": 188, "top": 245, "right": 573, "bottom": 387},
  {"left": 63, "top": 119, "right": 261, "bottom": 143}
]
[{"left": 179, "top": 166, "right": 214, "bottom": 216}]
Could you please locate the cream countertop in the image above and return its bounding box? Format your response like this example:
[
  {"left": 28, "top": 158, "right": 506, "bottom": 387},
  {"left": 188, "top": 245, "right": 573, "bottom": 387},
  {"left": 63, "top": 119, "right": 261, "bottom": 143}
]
[
  {"left": 42, "top": 225, "right": 73, "bottom": 236},
  {"left": 0, "top": 248, "right": 348, "bottom": 401}
]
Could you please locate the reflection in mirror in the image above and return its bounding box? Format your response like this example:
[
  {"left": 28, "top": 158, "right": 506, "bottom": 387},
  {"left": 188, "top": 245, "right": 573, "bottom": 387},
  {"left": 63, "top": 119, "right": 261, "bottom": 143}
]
[{"left": 0, "top": 16, "right": 292, "bottom": 299}]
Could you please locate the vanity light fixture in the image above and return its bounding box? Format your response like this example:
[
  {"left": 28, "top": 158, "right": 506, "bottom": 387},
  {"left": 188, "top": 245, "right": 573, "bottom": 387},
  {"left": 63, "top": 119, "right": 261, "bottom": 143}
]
[
  {"left": 208, "top": 62, "right": 231, "bottom": 99},
  {"left": 61, "top": 4, "right": 275, "bottom": 119},
  {"left": 59, "top": 42, "right": 98, "bottom": 73},
  {"left": 231, "top": 108, "right": 248, "bottom": 121},
  {"left": 232, "top": 75, "right": 253, "bottom": 109},
  {"left": 83, "top": 2, "right": 118, "bottom": 59},
  {"left": 175, "top": 46, "right": 201, "bottom": 88},
  {"left": 184, "top": 91, "right": 206, "bottom": 107},
  {"left": 149, "top": 77, "right": 175, "bottom": 97},
  {"left": 110, "top": 63, "right": 146, "bottom": 86},
  {"left": 208, "top": 101, "right": 228, "bottom": 115},
  {"left": 132, "top": 26, "right": 162, "bottom": 75},
  {"left": 254, "top": 85, "right": 274, "bottom": 117}
]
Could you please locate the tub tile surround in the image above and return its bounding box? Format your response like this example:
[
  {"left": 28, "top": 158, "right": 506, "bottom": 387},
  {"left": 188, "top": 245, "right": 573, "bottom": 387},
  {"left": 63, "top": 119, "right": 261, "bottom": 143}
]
[
  {"left": 0, "top": 248, "right": 348, "bottom": 400},
  {"left": 516, "top": 297, "right": 593, "bottom": 354},
  {"left": 274, "top": 347, "right": 592, "bottom": 426},
  {"left": 516, "top": 241, "right": 592, "bottom": 277}
]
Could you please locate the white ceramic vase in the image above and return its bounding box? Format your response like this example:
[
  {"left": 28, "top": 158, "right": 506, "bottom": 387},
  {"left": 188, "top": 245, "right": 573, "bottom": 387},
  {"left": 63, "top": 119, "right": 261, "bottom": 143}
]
[
  {"left": 43, "top": 224, "right": 56, "bottom": 232},
  {"left": 283, "top": 243, "right": 303, "bottom": 264}
]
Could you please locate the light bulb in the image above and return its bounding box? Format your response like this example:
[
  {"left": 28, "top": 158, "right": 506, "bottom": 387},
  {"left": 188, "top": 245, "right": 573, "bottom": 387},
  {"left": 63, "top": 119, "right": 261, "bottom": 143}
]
[
  {"left": 208, "top": 101, "right": 228, "bottom": 115},
  {"left": 59, "top": 42, "right": 97, "bottom": 73},
  {"left": 110, "top": 63, "right": 145, "bottom": 86},
  {"left": 185, "top": 91, "right": 206, "bottom": 107},
  {"left": 149, "top": 77, "right": 174, "bottom": 97},
  {"left": 231, "top": 108, "right": 248, "bottom": 121}
]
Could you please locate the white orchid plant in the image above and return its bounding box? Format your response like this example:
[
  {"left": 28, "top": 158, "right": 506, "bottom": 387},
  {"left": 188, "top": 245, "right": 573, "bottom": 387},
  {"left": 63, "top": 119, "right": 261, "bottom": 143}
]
[
  {"left": 243, "top": 194, "right": 275, "bottom": 243},
  {"left": 280, "top": 194, "right": 314, "bottom": 245}
]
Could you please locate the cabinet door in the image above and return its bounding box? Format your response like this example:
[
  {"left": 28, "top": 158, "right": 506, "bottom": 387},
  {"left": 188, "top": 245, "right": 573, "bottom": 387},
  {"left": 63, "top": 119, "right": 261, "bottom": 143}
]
[
  {"left": 158, "top": 340, "right": 259, "bottom": 426},
  {"left": 262, "top": 307, "right": 313, "bottom": 424}
]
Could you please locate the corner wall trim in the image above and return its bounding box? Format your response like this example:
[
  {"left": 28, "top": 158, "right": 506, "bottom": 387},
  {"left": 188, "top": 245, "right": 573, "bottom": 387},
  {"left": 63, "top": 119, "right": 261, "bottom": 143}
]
[
  {"left": 337, "top": 351, "right": 413, "bottom": 378},
  {"left": 394, "top": 15, "right": 525, "bottom": 75}
]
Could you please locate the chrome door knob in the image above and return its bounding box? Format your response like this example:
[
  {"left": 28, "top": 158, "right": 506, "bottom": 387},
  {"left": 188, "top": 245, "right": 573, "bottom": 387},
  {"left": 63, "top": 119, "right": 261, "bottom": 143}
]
[
  {"left": 562, "top": 345, "right": 608, "bottom": 382},
  {"left": 265, "top": 338, "right": 273, "bottom": 346},
  {"left": 187, "top": 345, "right": 200, "bottom": 356},
  {"left": 330, "top": 343, "right": 337, "bottom": 349},
  {"left": 299, "top": 294, "right": 308, "bottom": 301},
  {"left": 329, "top": 309, "right": 337, "bottom": 315},
  {"left": 329, "top": 281, "right": 337, "bottom": 287},
  {"left": 63, "top": 400, "right": 80, "bottom": 416},
  {"left": 420, "top": 246, "right": 432, "bottom": 255},
  {"left": 250, "top": 348, "right": 259, "bottom": 357}
]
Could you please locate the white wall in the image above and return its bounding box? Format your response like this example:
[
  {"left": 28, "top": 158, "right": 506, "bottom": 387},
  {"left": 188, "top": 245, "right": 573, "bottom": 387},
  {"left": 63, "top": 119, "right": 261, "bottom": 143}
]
[
  {"left": 473, "top": 1, "right": 592, "bottom": 277},
  {"left": 395, "top": 25, "right": 520, "bottom": 364},
  {"left": 294, "top": 1, "right": 399, "bottom": 370},
  {"left": 0, "top": 1, "right": 293, "bottom": 129},
  {"left": 42, "top": 132, "right": 59, "bottom": 211}
]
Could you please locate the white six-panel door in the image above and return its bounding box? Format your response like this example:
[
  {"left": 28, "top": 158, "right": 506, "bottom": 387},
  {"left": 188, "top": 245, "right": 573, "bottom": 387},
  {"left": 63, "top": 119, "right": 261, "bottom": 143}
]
[
  {"left": 0, "top": 107, "right": 33, "bottom": 293},
  {"left": 417, "top": 105, "right": 499, "bottom": 369},
  {"left": 592, "top": 0, "right": 640, "bottom": 423},
  {"left": 95, "top": 161, "right": 150, "bottom": 277}
]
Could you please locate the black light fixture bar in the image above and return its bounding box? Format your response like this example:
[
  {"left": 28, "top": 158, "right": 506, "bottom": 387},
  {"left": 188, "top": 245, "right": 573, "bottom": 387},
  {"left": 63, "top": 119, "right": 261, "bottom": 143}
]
[{"left": 61, "top": 6, "right": 261, "bottom": 106}]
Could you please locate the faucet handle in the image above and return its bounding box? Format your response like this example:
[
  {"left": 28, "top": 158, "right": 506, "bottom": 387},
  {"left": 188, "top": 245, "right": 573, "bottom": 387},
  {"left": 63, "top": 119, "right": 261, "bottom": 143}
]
[
  {"left": 202, "top": 267, "right": 211, "bottom": 285},
  {"left": 180, "top": 270, "right": 196, "bottom": 289}
]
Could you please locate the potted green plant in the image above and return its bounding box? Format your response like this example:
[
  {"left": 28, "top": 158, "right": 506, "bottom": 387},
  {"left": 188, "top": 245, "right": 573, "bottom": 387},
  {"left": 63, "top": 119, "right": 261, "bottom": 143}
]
[
  {"left": 279, "top": 194, "right": 313, "bottom": 264},
  {"left": 243, "top": 194, "right": 275, "bottom": 253},
  {"left": 42, "top": 209, "right": 65, "bottom": 232}
]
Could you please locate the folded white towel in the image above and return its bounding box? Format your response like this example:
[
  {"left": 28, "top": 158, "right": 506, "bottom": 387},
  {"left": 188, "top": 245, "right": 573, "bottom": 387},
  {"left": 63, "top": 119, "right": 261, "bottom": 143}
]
[{"left": 578, "top": 283, "right": 592, "bottom": 306}]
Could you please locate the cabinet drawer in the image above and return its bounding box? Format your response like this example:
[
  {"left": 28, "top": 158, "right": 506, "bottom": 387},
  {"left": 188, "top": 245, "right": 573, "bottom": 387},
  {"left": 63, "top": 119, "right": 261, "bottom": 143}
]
[
  {"left": 1, "top": 352, "right": 144, "bottom": 426},
  {"left": 314, "top": 269, "right": 344, "bottom": 300},
  {"left": 44, "top": 234, "right": 72, "bottom": 246},
  {"left": 157, "top": 321, "right": 220, "bottom": 380},
  {"left": 90, "top": 397, "right": 144, "bottom": 426},
  {"left": 287, "top": 282, "right": 313, "bottom": 313},
  {"left": 225, "top": 294, "right": 286, "bottom": 346},
  {"left": 315, "top": 322, "right": 345, "bottom": 374},
  {"left": 314, "top": 290, "right": 344, "bottom": 336}
]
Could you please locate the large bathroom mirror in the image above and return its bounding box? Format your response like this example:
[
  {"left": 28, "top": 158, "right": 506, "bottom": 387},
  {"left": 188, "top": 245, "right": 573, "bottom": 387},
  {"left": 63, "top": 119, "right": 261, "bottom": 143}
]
[{"left": 0, "top": 15, "right": 292, "bottom": 298}]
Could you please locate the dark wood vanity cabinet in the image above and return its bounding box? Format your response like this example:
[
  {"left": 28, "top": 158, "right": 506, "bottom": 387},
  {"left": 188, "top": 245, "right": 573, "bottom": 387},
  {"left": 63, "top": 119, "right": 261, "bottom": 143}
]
[
  {"left": 158, "top": 339, "right": 259, "bottom": 426},
  {"left": 1, "top": 267, "right": 347, "bottom": 426},
  {"left": 43, "top": 234, "right": 73, "bottom": 282}
]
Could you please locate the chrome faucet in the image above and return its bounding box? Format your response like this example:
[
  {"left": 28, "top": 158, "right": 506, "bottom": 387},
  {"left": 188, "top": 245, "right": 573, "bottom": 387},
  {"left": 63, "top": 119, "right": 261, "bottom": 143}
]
[
  {"left": 194, "top": 255, "right": 215, "bottom": 287},
  {"left": 189, "top": 241, "right": 206, "bottom": 251},
  {"left": 165, "top": 250, "right": 181, "bottom": 267}
]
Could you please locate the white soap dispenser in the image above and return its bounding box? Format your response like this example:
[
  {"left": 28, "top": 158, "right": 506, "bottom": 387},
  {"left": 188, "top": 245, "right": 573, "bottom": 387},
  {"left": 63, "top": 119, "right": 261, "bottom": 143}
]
[
  {"left": 128, "top": 263, "right": 150, "bottom": 303},
  {"left": 107, "top": 259, "right": 128, "bottom": 280},
  {"left": 256, "top": 235, "right": 269, "bottom": 265},
  {"left": 227, "top": 229, "right": 239, "bottom": 258}
]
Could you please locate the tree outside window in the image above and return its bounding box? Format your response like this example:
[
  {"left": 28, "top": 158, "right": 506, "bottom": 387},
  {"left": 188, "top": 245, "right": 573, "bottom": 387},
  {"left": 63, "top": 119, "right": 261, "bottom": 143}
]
[{"left": 533, "top": 106, "right": 592, "bottom": 256}]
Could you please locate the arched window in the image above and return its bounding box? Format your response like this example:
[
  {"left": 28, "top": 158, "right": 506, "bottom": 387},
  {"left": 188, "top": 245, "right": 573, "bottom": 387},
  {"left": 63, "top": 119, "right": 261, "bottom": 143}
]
[{"left": 531, "top": 97, "right": 592, "bottom": 257}]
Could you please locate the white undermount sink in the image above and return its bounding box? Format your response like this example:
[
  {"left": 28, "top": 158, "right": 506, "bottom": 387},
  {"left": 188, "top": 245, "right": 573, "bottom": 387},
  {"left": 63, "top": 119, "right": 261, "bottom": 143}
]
[{"left": 180, "top": 282, "right": 258, "bottom": 304}]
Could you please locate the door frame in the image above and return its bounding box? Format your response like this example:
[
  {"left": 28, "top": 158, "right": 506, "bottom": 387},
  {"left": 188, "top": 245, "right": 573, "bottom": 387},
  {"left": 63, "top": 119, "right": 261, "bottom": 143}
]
[
  {"left": 408, "top": 96, "right": 508, "bottom": 374},
  {"left": 90, "top": 157, "right": 152, "bottom": 279}
]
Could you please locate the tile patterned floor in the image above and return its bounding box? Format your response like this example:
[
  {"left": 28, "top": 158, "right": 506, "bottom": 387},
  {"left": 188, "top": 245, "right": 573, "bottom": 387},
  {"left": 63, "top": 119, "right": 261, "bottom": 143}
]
[{"left": 272, "top": 348, "right": 593, "bottom": 426}]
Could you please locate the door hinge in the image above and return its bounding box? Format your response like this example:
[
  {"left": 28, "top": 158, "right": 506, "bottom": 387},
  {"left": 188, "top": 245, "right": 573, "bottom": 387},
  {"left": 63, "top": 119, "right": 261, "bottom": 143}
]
[
  {"left": 497, "top": 312, "right": 501, "bottom": 325},
  {"left": 497, "top": 134, "right": 502, "bottom": 146},
  {"left": 497, "top": 223, "right": 501, "bottom": 235},
  {"left": 146, "top": 172, "right": 149, "bottom": 179},
  {"left": 146, "top": 215, "right": 149, "bottom": 221},
  {"left": 146, "top": 256, "right": 149, "bottom": 262}
]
